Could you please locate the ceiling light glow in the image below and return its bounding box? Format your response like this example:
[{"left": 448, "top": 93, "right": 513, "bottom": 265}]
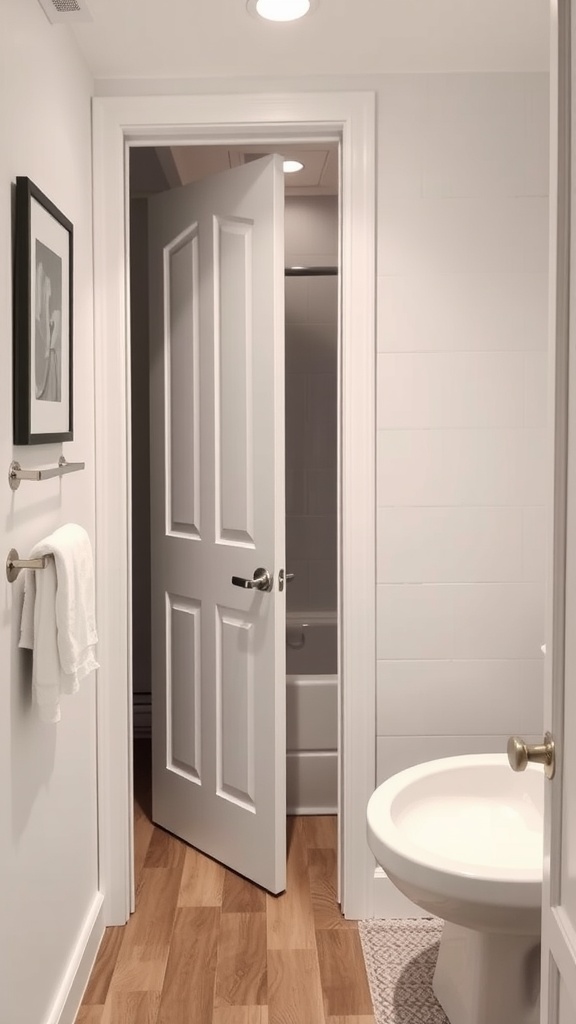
[
  {"left": 249, "top": 0, "right": 312, "bottom": 22},
  {"left": 283, "top": 160, "right": 304, "bottom": 173}
]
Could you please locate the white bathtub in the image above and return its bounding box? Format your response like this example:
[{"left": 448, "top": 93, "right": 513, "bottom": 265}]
[{"left": 286, "top": 612, "right": 338, "bottom": 814}]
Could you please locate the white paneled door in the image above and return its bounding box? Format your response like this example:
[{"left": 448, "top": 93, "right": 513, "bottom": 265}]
[
  {"left": 148, "top": 155, "right": 286, "bottom": 893},
  {"left": 541, "top": 2, "right": 576, "bottom": 1019}
]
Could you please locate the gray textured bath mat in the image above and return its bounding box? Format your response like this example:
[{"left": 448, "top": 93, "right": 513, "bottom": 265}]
[{"left": 358, "top": 918, "right": 449, "bottom": 1024}]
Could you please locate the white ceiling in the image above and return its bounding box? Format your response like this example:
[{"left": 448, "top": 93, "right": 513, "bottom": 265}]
[
  {"left": 69, "top": 0, "right": 550, "bottom": 81},
  {"left": 130, "top": 143, "right": 338, "bottom": 197},
  {"left": 175, "top": 143, "right": 338, "bottom": 193}
]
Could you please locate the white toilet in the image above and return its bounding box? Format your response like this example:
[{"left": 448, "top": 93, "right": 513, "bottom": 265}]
[{"left": 366, "top": 754, "right": 544, "bottom": 1024}]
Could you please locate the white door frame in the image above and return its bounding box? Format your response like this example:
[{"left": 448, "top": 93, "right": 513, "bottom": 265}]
[
  {"left": 542, "top": 1, "right": 576, "bottom": 1016},
  {"left": 92, "top": 90, "right": 376, "bottom": 924}
]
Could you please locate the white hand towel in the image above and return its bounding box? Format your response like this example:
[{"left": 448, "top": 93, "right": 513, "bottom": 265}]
[{"left": 19, "top": 524, "right": 99, "bottom": 722}]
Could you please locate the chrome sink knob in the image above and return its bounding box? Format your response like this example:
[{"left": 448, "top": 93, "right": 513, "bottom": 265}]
[{"left": 507, "top": 733, "right": 555, "bottom": 780}]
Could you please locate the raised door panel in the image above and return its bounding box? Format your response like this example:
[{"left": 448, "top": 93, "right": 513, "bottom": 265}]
[
  {"left": 214, "top": 215, "right": 255, "bottom": 547},
  {"left": 165, "top": 224, "right": 201, "bottom": 538},
  {"left": 167, "top": 595, "right": 202, "bottom": 783},
  {"left": 216, "top": 607, "right": 256, "bottom": 811}
]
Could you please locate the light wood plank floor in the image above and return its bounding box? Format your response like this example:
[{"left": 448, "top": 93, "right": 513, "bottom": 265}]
[{"left": 75, "top": 741, "right": 375, "bottom": 1024}]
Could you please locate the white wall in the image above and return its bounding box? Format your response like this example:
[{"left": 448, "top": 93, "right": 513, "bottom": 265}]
[
  {"left": 376, "top": 72, "right": 549, "bottom": 782},
  {"left": 0, "top": 5, "right": 99, "bottom": 1022},
  {"left": 285, "top": 196, "right": 339, "bottom": 614}
]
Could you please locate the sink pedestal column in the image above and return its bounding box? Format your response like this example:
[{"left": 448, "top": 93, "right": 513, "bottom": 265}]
[{"left": 433, "top": 922, "right": 540, "bottom": 1024}]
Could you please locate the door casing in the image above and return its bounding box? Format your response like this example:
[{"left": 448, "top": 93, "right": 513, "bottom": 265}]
[
  {"left": 92, "top": 90, "right": 376, "bottom": 922},
  {"left": 541, "top": 0, "right": 576, "bottom": 1015}
]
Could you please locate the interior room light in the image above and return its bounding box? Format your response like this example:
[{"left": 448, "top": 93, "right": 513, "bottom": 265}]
[
  {"left": 247, "top": 0, "right": 313, "bottom": 22},
  {"left": 283, "top": 160, "right": 304, "bottom": 173}
]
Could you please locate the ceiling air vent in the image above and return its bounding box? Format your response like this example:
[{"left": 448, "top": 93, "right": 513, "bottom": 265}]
[{"left": 36, "top": 0, "right": 93, "bottom": 23}]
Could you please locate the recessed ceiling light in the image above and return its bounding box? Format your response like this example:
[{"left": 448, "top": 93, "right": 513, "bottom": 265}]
[
  {"left": 283, "top": 160, "right": 304, "bottom": 173},
  {"left": 246, "top": 0, "right": 315, "bottom": 22}
]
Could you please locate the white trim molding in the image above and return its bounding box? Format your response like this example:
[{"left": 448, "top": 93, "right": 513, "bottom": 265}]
[
  {"left": 45, "top": 893, "right": 105, "bottom": 1024},
  {"left": 92, "top": 90, "right": 377, "bottom": 923}
]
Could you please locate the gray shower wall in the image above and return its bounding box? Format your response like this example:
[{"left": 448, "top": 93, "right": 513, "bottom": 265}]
[{"left": 284, "top": 196, "right": 339, "bottom": 614}]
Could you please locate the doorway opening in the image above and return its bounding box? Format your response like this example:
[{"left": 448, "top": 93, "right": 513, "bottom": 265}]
[
  {"left": 92, "top": 90, "right": 376, "bottom": 923},
  {"left": 128, "top": 140, "right": 341, "bottom": 894}
]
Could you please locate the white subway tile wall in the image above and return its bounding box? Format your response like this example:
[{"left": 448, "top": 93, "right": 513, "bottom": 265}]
[
  {"left": 378, "top": 272, "right": 549, "bottom": 353},
  {"left": 377, "top": 428, "right": 547, "bottom": 507},
  {"left": 376, "top": 660, "right": 544, "bottom": 737},
  {"left": 376, "top": 72, "right": 549, "bottom": 783},
  {"left": 377, "top": 507, "right": 524, "bottom": 584},
  {"left": 377, "top": 352, "right": 527, "bottom": 429},
  {"left": 522, "top": 506, "right": 547, "bottom": 583},
  {"left": 377, "top": 582, "right": 544, "bottom": 661},
  {"left": 285, "top": 197, "right": 338, "bottom": 613},
  {"left": 376, "top": 734, "right": 543, "bottom": 787}
]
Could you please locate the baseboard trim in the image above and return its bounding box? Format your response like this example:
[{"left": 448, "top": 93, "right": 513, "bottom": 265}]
[
  {"left": 46, "top": 891, "right": 105, "bottom": 1024},
  {"left": 372, "top": 867, "right": 429, "bottom": 919}
]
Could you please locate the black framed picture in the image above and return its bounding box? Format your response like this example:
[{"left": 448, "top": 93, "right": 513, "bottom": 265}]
[{"left": 13, "top": 176, "right": 73, "bottom": 445}]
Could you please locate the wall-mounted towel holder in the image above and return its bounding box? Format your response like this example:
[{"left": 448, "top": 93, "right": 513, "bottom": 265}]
[
  {"left": 6, "top": 548, "right": 50, "bottom": 583},
  {"left": 9, "top": 457, "right": 85, "bottom": 491}
]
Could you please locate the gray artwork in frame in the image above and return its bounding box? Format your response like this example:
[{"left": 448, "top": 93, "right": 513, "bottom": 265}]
[{"left": 13, "top": 176, "right": 73, "bottom": 445}]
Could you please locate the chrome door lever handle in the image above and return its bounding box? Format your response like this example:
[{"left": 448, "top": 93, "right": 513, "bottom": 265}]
[
  {"left": 507, "top": 732, "right": 556, "bottom": 780},
  {"left": 231, "top": 567, "right": 273, "bottom": 593}
]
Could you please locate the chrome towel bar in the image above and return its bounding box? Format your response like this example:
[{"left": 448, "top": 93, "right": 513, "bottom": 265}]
[
  {"left": 6, "top": 548, "right": 50, "bottom": 583},
  {"left": 9, "top": 457, "right": 85, "bottom": 491},
  {"left": 285, "top": 266, "right": 338, "bottom": 276}
]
